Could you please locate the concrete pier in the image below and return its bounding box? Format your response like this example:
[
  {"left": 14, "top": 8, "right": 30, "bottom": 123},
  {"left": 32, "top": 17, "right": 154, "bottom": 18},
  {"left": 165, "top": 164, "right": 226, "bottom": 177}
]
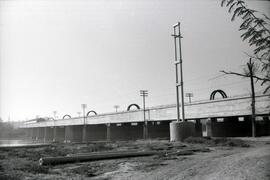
[
  {"left": 82, "top": 124, "right": 107, "bottom": 142},
  {"left": 256, "top": 116, "right": 270, "bottom": 136},
  {"left": 110, "top": 123, "right": 144, "bottom": 141},
  {"left": 30, "top": 128, "right": 37, "bottom": 140},
  {"left": 44, "top": 127, "right": 54, "bottom": 142},
  {"left": 65, "top": 125, "right": 83, "bottom": 143},
  {"left": 194, "top": 119, "right": 203, "bottom": 137},
  {"left": 205, "top": 118, "right": 214, "bottom": 137},
  {"left": 208, "top": 116, "right": 252, "bottom": 137},
  {"left": 148, "top": 121, "right": 170, "bottom": 139},
  {"left": 170, "top": 121, "right": 195, "bottom": 141},
  {"left": 54, "top": 126, "right": 65, "bottom": 142},
  {"left": 143, "top": 122, "right": 148, "bottom": 139},
  {"left": 37, "top": 127, "right": 45, "bottom": 141},
  {"left": 106, "top": 124, "right": 111, "bottom": 141}
]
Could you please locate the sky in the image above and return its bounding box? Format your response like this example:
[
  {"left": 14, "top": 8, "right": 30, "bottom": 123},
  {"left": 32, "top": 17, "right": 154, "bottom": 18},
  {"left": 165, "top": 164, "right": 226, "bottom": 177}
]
[{"left": 0, "top": 0, "right": 269, "bottom": 121}]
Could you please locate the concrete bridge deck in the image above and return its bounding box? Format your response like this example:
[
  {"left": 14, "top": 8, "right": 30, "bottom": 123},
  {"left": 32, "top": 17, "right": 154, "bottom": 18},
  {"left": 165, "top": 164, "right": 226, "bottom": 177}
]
[
  {"left": 20, "top": 95, "right": 270, "bottom": 142},
  {"left": 21, "top": 94, "right": 270, "bottom": 128}
]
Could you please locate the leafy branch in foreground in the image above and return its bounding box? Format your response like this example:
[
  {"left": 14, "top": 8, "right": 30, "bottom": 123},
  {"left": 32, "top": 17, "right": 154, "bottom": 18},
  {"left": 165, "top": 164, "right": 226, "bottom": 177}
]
[{"left": 221, "top": 0, "right": 270, "bottom": 93}]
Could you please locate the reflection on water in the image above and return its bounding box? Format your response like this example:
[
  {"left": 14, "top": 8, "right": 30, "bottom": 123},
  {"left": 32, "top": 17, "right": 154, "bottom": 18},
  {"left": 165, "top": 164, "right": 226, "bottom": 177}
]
[{"left": 0, "top": 139, "right": 34, "bottom": 147}]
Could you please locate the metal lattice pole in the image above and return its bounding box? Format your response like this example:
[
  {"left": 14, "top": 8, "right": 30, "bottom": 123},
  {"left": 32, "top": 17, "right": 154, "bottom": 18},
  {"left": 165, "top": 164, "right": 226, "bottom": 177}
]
[{"left": 172, "top": 22, "right": 185, "bottom": 122}]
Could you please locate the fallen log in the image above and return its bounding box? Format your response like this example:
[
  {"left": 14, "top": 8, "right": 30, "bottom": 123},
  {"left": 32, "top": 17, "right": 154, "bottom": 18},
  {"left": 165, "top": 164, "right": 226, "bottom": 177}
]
[
  {"left": 39, "top": 148, "right": 210, "bottom": 166},
  {"left": 39, "top": 151, "right": 156, "bottom": 166}
]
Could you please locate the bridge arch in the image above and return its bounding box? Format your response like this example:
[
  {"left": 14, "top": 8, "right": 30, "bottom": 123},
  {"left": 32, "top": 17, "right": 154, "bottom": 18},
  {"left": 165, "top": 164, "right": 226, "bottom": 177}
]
[
  {"left": 210, "top": 89, "right": 228, "bottom": 100},
  {"left": 86, "top": 110, "right": 97, "bottom": 116},
  {"left": 127, "top": 104, "right": 140, "bottom": 111},
  {"left": 62, "top": 114, "right": 71, "bottom": 119}
]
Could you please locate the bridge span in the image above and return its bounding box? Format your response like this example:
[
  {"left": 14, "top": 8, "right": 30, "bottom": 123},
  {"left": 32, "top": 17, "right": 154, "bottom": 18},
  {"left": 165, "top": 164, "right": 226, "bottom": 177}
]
[{"left": 21, "top": 95, "right": 270, "bottom": 142}]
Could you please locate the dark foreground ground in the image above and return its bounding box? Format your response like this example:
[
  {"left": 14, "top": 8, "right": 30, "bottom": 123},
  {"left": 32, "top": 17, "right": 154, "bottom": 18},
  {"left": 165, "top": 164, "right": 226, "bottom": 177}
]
[{"left": 0, "top": 137, "right": 270, "bottom": 180}]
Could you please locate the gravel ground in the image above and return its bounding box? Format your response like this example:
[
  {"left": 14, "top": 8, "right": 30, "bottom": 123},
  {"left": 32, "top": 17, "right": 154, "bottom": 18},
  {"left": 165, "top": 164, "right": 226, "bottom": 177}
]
[{"left": 0, "top": 137, "right": 269, "bottom": 180}]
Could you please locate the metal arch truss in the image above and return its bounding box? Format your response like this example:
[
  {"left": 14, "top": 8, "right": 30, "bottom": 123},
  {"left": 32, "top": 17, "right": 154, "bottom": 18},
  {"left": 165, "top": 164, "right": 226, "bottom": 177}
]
[
  {"left": 86, "top": 110, "right": 97, "bottom": 116},
  {"left": 127, "top": 104, "right": 141, "bottom": 111},
  {"left": 62, "top": 114, "right": 72, "bottom": 119},
  {"left": 210, "top": 89, "right": 228, "bottom": 100}
]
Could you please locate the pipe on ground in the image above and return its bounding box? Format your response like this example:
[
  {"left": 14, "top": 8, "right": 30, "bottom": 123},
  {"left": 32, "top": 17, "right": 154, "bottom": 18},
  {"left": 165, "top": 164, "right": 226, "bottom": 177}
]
[
  {"left": 39, "top": 148, "right": 210, "bottom": 166},
  {"left": 39, "top": 151, "right": 156, "bottom": 166}
]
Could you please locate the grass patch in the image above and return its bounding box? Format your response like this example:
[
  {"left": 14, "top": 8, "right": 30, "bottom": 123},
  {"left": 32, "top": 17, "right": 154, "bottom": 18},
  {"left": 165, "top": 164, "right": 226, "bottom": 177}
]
[
  {"left": 6, "top": 159, "right": 49, "bottom": 174},
  {"left": 68, "top": 162, "right": 117, "bottom": 178},
  {"left": 69, "top": 164, "right": 99, "bottom": 177},
  {"left": 0, "top": 173, "right": 22, "bottom": 180},
  {"left": 184, "top": 137, "right": 250, "bottom": 147},
  {"left": 78, "top": 143, "right": 114, "bottom": 153}
]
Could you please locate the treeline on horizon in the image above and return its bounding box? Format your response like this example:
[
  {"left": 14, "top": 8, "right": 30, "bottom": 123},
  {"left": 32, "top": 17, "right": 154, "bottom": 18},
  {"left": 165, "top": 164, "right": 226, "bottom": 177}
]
[{"left": 0, "top": 121, "right": 27, "bottom": 140}]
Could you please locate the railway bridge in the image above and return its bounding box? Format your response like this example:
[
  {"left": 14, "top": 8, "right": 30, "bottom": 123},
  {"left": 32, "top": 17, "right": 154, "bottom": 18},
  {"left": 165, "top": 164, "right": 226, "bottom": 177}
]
[{"left": 20, "top": 94, "right": 270, "bottom": 142}]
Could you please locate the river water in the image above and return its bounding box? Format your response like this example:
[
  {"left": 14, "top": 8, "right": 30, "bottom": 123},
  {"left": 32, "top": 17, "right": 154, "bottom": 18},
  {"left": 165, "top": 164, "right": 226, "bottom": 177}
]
[{"left": 0, "top": 139, "right": 35, "bottom": 147}]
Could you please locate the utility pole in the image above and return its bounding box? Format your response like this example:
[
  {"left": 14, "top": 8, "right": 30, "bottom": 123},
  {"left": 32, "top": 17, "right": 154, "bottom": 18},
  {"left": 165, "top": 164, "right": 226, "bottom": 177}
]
[
  {"left": 81, "top": 104, "right": 87, "bottom": 125},
  {"left": 185, "top": 93, "right": 193, "bottom": 103},
  {"left": 140, "top": 90, "right": 148, "bottom": 122},
  {"left": 53, "top": 111, "right": 57, "bottom": 119},
  {"left": 113, "top": 105, "right": 120, "bottom": 112},
  {"left": 247, "top": 58, "right": 256, "bottom": 137},
  {"left": 172, "top": 22, "right": 185, "bottom": 122},
  {"left": 81, "top": 104, "right": 87, "bottom": 142},
  {"left": 140, "top": 90, "right": 148, "bottom": 139},
  {"left": 52, "top": 111, "right": 57, "bottom": 142}
]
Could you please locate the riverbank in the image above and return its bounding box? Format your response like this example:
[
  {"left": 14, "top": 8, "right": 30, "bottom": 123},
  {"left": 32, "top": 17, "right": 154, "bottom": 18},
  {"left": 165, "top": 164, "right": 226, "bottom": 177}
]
[{"left": 0, "top": 137, "right": 269, "bottom": 180}]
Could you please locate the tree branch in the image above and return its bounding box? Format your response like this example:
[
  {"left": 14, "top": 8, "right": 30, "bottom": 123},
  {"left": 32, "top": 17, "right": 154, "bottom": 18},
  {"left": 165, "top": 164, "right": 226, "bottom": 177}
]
[
  {"left": 238, "top": 1, "right": 270, "bottom": 35},
  {"left": 220, "top": 70, "right": 270, "bottom": 82}
]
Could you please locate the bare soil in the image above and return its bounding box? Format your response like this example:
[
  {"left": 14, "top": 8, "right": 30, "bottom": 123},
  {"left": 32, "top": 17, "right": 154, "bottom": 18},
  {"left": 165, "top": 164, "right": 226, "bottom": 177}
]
[{"left": 0, "top": 137, "right": 269, "bottom": 180}]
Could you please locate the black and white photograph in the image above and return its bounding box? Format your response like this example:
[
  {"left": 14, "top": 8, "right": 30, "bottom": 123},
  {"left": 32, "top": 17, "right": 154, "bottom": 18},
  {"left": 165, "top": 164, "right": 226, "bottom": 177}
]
[{"left": 0, "top": 0, "right": 270, "bottom": 179}]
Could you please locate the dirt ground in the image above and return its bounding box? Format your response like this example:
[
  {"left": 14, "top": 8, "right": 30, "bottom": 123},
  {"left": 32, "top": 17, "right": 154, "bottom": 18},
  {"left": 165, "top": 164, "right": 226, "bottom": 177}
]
[{"left": 0, "top": 137, "right": 269, "bottom": 180}]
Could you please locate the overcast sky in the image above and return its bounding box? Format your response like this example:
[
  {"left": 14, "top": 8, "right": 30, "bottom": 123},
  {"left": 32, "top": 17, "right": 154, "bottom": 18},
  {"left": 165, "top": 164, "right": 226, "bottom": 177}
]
[{"left": 0, "top": 0, "right": 269, "bottom": 121}]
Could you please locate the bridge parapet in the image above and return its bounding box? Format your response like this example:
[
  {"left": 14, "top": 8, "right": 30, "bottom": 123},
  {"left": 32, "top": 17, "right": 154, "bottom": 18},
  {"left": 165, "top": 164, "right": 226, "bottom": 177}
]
[{"left": 85, "top": 110, "right": 144, "bottom": 124}]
